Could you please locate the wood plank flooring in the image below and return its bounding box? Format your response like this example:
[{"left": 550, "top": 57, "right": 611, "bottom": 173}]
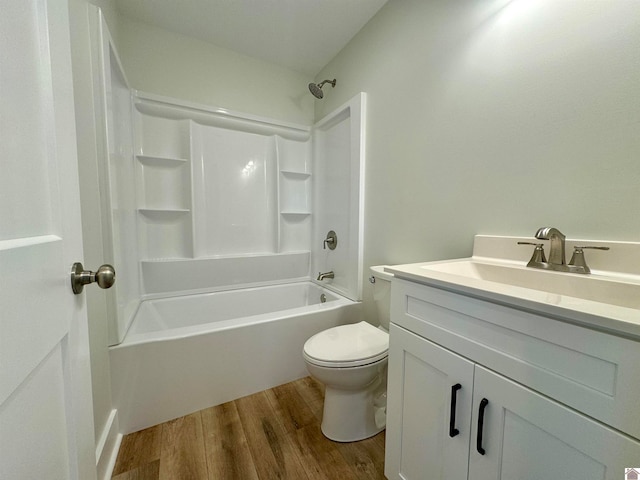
[{"left": 112, "top": 377, "right": 386, "bottom": 480}]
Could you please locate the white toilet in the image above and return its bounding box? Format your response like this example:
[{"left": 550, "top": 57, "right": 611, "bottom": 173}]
[{"left": 303, "top": 265, "right": 393, "bottom": 442}]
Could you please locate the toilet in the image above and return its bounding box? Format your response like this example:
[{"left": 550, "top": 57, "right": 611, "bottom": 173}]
[{"left": 303, "top": 265, "right": 393, "bottom": 442}]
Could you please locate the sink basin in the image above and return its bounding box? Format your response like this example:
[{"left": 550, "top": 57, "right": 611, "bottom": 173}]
[
  {"left": 416, "top": 259, "right": 640, "bottom": 310},
  {"left": 391, "top": 258, "right": 640, "bottom": 315}
]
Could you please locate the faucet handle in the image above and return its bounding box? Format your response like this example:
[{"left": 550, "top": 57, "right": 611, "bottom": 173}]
[
  {"left": 569, "top": 246, "right": 610, "bottom": 270},
  {"left": 517, "top": 242, "right": 547, "bottom": 264},
  {"left": 323, "top": 230, "right": 337, "bottom": 250}
]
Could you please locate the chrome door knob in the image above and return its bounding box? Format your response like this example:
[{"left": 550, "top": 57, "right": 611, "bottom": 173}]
[{"left": 71, "top": 262, "right": 116, "bottom": 294}]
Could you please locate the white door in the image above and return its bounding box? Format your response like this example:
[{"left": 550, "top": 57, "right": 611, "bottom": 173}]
[
  {"left": 385, "top": 324, "right": 474, "bottom": 480},
  {"left": 0, "top": 1, "right": 97, "bottom": 479},
  {"left": 469, "top": 366, "right": 640, "bottom": 480}
]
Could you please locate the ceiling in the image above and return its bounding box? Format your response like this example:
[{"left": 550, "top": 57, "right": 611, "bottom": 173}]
[{"left": 115, "top": 0, "right": 389, "bottom": 77}]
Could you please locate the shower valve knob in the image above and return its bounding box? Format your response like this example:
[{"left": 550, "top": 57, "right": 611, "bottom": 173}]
[
  {"left": 323, "top": 230, "right": 338, "bottom": 250},
  {"left": 71, "top": 262, "right": 116, "bottom": 294}
]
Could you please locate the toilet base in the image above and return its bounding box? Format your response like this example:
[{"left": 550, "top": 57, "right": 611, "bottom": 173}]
[{"left": 320, "top": 376, "right": 386, "bottom": 442}]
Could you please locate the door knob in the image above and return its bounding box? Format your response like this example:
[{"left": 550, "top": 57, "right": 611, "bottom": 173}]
[{"left": 71, "top": 262, "right": 116, "bottom": 294}]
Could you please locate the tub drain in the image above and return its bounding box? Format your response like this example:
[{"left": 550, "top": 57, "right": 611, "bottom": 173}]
[{"left": 320, "top": 293, "right": 327, "bottom": 303}]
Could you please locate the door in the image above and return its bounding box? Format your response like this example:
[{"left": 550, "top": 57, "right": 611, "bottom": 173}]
[
  {"left": 385, "top": 324, "right": 475, "bottom": 480},
  {"left": 469, "top": 365, "right": 640, "bottom": 480},
  {"left": 0, "top": 1, "right": 97, "bottom": 479}
]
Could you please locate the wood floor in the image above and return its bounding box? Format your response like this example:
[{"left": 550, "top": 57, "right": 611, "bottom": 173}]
[{"left": 112, "top": 376, "right": 386, "bottom": 480}]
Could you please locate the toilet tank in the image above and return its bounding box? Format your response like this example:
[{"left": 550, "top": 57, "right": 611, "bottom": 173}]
[{"left": 369, "top": 265, "right": 394, "bottom": 330}]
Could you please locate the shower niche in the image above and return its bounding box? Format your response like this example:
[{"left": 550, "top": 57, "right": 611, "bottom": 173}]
[
  {"left": 278, "top": 136, "right": 313, "bottom": 251},
  {"left": 134, "top": 114, "right": 192, "bottom": 259}
]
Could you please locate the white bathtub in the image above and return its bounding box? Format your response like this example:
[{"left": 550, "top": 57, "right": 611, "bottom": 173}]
[{"left": 109, "top": 281, "right": 361, "bottom": 434}]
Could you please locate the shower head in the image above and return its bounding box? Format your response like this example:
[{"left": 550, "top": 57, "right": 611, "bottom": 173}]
[{"left": 308, "top": 79, "right": 337, "bottom": 99}]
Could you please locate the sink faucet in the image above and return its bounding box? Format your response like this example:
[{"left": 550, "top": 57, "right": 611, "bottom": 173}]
[
  {"left": 317, "top": 271, "right": 334, "bottom": 281},
  {"left": 534, "top": 227, "right": 566, "bottom": 266},
  {"left": 519, "top": 227, "right": 610, "bottom": 274}
]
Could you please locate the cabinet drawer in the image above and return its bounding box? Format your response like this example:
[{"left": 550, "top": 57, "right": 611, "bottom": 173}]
[{"left": 391, "top": 278, "right": 640, "bottom": 440}]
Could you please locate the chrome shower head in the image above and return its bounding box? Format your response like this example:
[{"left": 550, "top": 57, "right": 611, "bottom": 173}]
[
  {"left": 308, "top": 82, "right": 324, "bottom": 99},
  {"left": 308, "top": 79, "right": 336, "bottom": 99}
]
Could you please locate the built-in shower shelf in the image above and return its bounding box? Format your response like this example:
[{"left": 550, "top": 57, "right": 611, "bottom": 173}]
[
  {"left": 138, "top": 208, "right": 191, "bottom": 219},
  {"left": 140, "top": 257, "right": 193, "bottom": 263},
  {"left": 280, "top": 211, "right": 311, "bottom": 216},
  {"left": 136, "top": 154, "right": 188, "bottom": 167},
  {"left": 280, "top": 170, "right": 311, "bottom": 178}
]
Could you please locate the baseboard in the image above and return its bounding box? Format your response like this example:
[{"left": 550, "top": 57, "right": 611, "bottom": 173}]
[{"left": 96, "top": 409, "right": 122, "bottom": 480}]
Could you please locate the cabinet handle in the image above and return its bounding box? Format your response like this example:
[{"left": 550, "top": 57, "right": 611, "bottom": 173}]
[
  {"left": 476, "top": 398, "right": 489, "bottom": 455},
  {"left": 449, "top": 383, "right": 462, "bottom": 437}
]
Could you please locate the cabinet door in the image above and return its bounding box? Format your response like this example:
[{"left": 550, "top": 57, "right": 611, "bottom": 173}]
[
  {"left": 469, "top": 365, "right": 640, "bottom": 480},
  {"left": 385, "top": 324, "right": 475, "bottom": 480}
]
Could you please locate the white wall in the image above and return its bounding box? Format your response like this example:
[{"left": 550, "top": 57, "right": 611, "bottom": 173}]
[
  {"left": 313, "top": 0, "right": 640, "bottom": 318},
  {"left": 117, "top": 16, "right": 315, "bottom": 125}
]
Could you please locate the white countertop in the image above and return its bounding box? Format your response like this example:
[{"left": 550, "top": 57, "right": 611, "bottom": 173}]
[{"left": 386, "top": 235, "right": 640, "bottom": 339}]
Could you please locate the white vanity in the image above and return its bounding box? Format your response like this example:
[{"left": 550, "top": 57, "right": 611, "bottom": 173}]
[{"left": 384, "top": 235, "right": 640, "bottom": 480}]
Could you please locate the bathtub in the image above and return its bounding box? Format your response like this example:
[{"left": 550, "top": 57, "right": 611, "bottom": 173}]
[{"left": 109, "top": 281, "right": 361, "bottom": 434}]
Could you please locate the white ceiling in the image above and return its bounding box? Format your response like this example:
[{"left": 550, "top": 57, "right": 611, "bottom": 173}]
[{"left": 115, "top": 0, "right": 388, "bottom": 77}]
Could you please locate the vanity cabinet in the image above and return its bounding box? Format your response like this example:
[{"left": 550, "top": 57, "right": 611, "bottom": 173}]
[{"left": 385, "top": 278, "right": 640, "bottom": 480}]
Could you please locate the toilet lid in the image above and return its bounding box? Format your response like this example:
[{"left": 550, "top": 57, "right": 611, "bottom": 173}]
[{"left": 303, "top": 321, "right": 389, "bottom": 368}]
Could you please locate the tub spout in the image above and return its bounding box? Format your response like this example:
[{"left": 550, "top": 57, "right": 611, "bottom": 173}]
[{"left": 317, "top": 271, "right": 334, "bottom": 281}]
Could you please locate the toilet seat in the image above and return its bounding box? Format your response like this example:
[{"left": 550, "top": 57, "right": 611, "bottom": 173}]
[{"left": 303, "top": 321, "right": 389, "bottom": 368}]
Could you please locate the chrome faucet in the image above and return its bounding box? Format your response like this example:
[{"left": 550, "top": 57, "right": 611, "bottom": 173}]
[
  {"left": 535, "top": 227, "right": 566, "bottom": 266},
  {"left": 317, "top": 271, "right": 334, "bottom": 281},
  {"left": 518, "top": 227, "right": 609, "bottom": 274}
]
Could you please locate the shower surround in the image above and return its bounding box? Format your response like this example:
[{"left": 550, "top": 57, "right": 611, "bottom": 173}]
[
  {"left": 131, "top": 92, "right": 314, "bottom": 300},
  {"left": 105, "top": 90, "right": 366, "bottom": 432},
  {"left": 122, "top": 90, "right": 365, "bottom": 300}
]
